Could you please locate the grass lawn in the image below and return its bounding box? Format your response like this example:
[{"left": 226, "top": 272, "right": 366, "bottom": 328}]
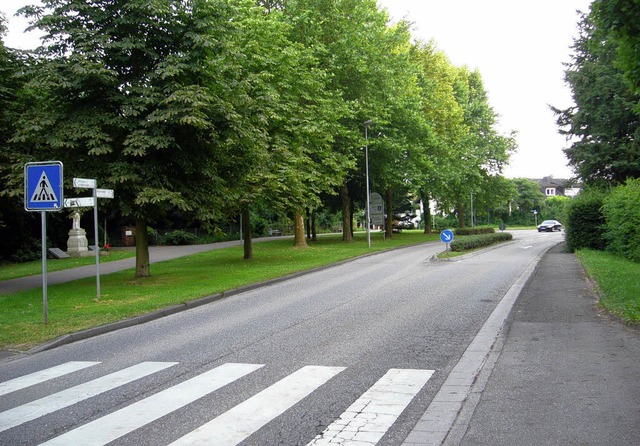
[
  {"left": 0, "top": 231, "right": 439, "bottom": 351},
  {"left": 576, "top": 249, "right": 640, "bottom": 324},
  {"left": 0, "top": 250, "right": 136, "bottom": 281}
]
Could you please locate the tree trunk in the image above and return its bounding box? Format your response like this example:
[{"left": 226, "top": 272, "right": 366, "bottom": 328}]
[
  {"left": 340, "top": 183, "right": 353, "bottom": 242},
  {"left": 306, "top": 208, "right": 311, "bottom": 240},
  {"left": 293, "top": 212, "right": 308, "bottom": 247},
  {"left": 241, "top": 202, "right": 252, "bottom": 260},
  {"left": 311, "top": 209, "right": 317, "bottom": 241},
  {"left": 134, "top": 218, "right": 150, "bottom": 278},
  {"left": 456, "top": 195, "right": 466, "bottom": 228},
  {"left": 423, "top": 199, "right": 432, "bottom": 234},
  {"left": 385, "top": 188, "right": 393, "bottom": 239}
]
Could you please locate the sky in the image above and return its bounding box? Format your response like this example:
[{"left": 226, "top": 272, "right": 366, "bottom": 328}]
[
  {"left": 2, "top": 0, "right": 593, "bottom": 180},
  {"left": 377, "top": 0, "right": 593, "bottom": 180}
]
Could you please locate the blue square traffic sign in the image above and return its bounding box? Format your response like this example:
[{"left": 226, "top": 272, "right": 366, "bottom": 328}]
[{"left": 24, "top": 161, "right": 64, "bottom": 211}]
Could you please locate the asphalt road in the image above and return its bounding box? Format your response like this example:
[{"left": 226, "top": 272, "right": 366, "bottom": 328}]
[{"left": 0, "top": 230, "right": 563, "bottom": 445}]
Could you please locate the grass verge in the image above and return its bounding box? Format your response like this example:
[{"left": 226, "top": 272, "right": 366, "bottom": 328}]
[
  {"left": 576, "top": 249, "right": 640, "bottom": 324},
  {"left": 0, "top": 231, "right": 438, "bottom": 350}
]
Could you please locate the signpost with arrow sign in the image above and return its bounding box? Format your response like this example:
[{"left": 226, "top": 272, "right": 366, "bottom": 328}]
[
  {"left": 72, "top": 178, "right": 114, "bottom": 299},
  {"left": 440, "top": 229, "right": 454, "bottom": 256}
]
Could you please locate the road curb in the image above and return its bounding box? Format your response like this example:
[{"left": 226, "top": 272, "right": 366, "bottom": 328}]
[{"left": 402, "top": 241, "right": 558, "bottom": 446}]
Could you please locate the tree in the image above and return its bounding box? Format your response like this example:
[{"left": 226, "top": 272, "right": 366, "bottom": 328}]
[
  {"left": 13, "top": 0, "right": 271, "bottom": 276},
  {"left": 429, "top": 66, "right": 515, "bottom": 227},
  {"left": 508, "top": 178, "right": 545, "bottom": 225},
  {"left": 553, "top": 11, "right": 640, "bottom": 185},
  {"left": 218, "top": 3, "right": 345, "bottom": 256},
  {"left": 411, "top": 43, "right": 464, "bottom": 232},
  {"left": 0, "top": 14, "right": 38, "bottom": 261},
  {"left": 283, "top": 0, "right": 416, "bottom": 242},
  {"left": 540, "top": 195, "right": 570, "bottom": 223},
  {"left": 591, "top": 0, "right": 640, "bottom": 95}
]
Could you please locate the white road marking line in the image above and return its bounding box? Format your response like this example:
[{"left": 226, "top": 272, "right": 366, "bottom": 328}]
[
  {"left": 307, "top": 368, "right": 434, "bottom": 445},
  {"left": 0, "top": 361, "right": 100, "bottom": 396},
  {"left": 40, "top": 363, "right": 264, "bottom": 446},
  {"left": 170, "top": 365, "right": 346, "bottom": 446},
  {"left": 0, "top": 362, "right": 176, "bottom": 433}
]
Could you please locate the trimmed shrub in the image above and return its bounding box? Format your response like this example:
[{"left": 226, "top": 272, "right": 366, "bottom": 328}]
[
  {"left": 11, "top": 237, "right": 44, "bottom": 263},
  {"left": 565, "top": 189, "right": 607, "bottom": 252},
  {"left": 454, "top": 226, "right": 495, "bottom": 236},
  {"left": 602, "top": 179, "right": 640, "bottom": 262},
  {"left": 163, "top": 230, "right": 197, "bottom": 246},
  {"left": 450, "top": 232, "right": 512, "bottom": 252}
]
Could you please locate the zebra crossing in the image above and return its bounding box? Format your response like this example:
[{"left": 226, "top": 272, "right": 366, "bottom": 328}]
[{"left": 0, "top": 361, "right": 434, "bottom": 445}]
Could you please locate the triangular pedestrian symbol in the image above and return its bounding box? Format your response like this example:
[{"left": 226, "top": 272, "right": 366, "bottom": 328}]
[{"left": 30, "top": 171, "right": 59, "bottom": 203}]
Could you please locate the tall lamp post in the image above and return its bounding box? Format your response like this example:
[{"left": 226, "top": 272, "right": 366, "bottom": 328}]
[{"left": 364, "top": 120, "right": 373, "bottom": 248}]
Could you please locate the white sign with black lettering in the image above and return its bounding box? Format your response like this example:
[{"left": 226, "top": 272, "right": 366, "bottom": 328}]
[{"left": 64, "top": 197, "right": 96, "bottom": 208}]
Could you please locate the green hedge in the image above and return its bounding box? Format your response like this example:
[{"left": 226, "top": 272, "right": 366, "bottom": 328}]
[
  {"left": 454, "top": 226, "right": 495, "bottom": 236},
  {"left": 450, "top": 232, "right": 512, "bottom": 252},
  {"left": 565, "top": 188, "right": 607, "bottom": 252},
  {"left": 602, "top": 179, "right": 640, "bottom": 262}
]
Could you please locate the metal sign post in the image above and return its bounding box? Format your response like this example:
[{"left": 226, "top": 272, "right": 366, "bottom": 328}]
[
  {"left": 24, "top": 161, "right": 64, "bottom": 324},
  {"left": 72, "top": 178, "right": 114, "bottom": 299}
]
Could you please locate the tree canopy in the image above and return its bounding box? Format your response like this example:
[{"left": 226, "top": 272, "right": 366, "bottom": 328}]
[
  {"left": 1, "top": 0, "right": 517, "bottom": 269},
  {"left": 554, "top": 6, "right": 640, "bottom": 186}
]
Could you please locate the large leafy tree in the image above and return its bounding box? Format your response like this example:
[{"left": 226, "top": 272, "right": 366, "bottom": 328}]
[
  {"left": 0, "top": 15, "right": 38, "bottom": 261},
  {"left": 431, "top": 67, "right": 515, "bottom": 227},
  {"left": 283, "top": 0, "right": 414, "bottom": 242},
  {"left": 591, "top": 0, "right": 640, "bottom": 95},
  {"left": 508, "top": 178, "right": 546, "bottom": 225},
  {"left": 411, "top": 43, "right": 465, "bottom": 232},
  {"left": 209, "top": 3, "right": 344, "bottom": 256},
  {"left": 14, "top": 0, "right": 273, "bottom": 276},
  {"left": 554, "top": 10, "right": 640, "bottom": 185}
]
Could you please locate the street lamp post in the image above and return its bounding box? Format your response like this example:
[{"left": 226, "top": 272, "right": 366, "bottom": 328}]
[{"left": 364, "top": 120, "right": 373, "bottom": 248}]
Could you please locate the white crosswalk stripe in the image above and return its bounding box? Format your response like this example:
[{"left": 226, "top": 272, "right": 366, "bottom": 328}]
[
  {"left": 0, "top": 361, "right": 99, "bottom": 397},
  {"left": 0, "top": 361, "right": 176, "bottom": 433},
  {"left": 40, "top": 362, "right": 263, "bottom": 446},
  {"left": 0, "top": 361, "right": 434, "bottom": 445},
  {"left": 307, "top": 368, "right": 434, "bottom": 445},
  {"left": 169, "top": 365, "right": 346, "bottom": 446}
]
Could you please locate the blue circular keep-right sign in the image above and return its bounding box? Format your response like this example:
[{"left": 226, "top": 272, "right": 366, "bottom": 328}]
[{"left": 440, "top": 229, "right": 454, "bottom": 243}]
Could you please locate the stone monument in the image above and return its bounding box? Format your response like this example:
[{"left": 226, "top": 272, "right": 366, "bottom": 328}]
[{"left": 66, "top": 212, "right": 90, "bottom": 257}]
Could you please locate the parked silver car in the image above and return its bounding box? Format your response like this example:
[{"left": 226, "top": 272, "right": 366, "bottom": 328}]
[{"left": 537, "top": 220, "right": 562, "bottom": 232}]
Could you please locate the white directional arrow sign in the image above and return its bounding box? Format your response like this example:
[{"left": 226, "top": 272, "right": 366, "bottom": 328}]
[{"left": 64, "top": 197, "right": 96, "bottom": 208}]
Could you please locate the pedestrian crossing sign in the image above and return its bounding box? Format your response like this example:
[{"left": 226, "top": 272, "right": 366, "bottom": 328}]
[{"left": 24, "top": 161, "right": 64, "bottom": 211}]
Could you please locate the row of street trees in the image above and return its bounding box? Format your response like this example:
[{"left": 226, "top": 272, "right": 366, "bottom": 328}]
[{"left": 0, "top": 0, "right": 516, "bottom": 276}]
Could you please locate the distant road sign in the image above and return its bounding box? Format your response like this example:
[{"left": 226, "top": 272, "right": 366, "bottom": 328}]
[
  {"left": 24, "top": 161, "right": 63, "bottom": 211},
  {"left": 440, "top": 229, "right": 454, "bottom": 243},
  {"left": 73, "top": 178, "right": 97, "bottom": 189},
  {"left": 96, "top": 188, "right": 114, "bottom": 199},
  {"left": 64, "top": 197, "right": 96, "bottom": 208},
  {"left": 369, "top": 192, "right": 384, "bottom": 226}
]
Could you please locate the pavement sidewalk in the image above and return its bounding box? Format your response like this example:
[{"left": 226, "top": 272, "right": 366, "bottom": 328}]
[{"left": 440, "top": 243, "right": 640, "bottom": 445}]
